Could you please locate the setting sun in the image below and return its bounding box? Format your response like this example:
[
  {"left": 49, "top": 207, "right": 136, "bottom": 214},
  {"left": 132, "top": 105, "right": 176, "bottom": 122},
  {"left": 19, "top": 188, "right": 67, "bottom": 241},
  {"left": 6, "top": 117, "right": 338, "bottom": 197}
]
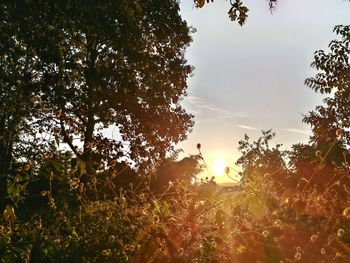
[{"left": 211, "top": 158, "right": 227, "bottom": 176}]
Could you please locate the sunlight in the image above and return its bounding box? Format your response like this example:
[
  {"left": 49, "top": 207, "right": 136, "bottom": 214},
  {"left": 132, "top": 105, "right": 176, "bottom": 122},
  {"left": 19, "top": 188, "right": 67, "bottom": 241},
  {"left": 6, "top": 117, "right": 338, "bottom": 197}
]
[{"left": 211, "top": 158, "right": 227, "bottom": 176}]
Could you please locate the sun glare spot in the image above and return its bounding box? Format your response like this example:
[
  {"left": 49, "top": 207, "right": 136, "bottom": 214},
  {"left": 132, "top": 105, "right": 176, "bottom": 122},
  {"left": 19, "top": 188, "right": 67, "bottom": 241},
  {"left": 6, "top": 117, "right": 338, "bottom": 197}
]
[{"left": 211, "top": 159, "right": 227, "bottom": 176}]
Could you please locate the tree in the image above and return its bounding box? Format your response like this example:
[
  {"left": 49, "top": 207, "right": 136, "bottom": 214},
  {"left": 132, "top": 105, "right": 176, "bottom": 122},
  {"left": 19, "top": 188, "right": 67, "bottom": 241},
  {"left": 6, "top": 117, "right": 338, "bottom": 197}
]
[
  {"left": 150, "top": 155, "right": 201, "bottom": 193},
  {"left": 304, "top": 25, "right": 350, "bottom": 146},
  {"left": 285, "top": 25, "right": 350, "bottom": 191},
  {"left": 2, "top": 0, "right": 194, "bottom": 173},
  {"left": 236, "top": 130, "right": 289, "bottom": 187},
  {"left": 0, "top": 13, "right": 50, "bottom": 210}
]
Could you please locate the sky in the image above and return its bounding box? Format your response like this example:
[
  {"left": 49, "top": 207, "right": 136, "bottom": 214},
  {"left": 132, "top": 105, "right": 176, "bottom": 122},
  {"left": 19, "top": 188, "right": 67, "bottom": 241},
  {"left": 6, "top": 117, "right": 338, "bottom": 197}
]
[{"left": 177, "top": 0, "right": 350, "bottom": 182}]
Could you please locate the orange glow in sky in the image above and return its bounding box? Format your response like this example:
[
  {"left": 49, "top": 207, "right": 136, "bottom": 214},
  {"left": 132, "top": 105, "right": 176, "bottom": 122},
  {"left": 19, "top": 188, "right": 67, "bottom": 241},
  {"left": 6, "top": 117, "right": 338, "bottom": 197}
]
[{"left": 178, "top": 0, "right": 349, "bottom": 183}]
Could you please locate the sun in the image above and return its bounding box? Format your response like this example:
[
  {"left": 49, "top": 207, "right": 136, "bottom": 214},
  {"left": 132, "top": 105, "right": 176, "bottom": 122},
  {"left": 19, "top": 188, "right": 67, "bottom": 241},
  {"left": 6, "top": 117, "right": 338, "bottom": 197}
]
[{"left": 211, "top": 158, "right": 227, "bottom": 176}]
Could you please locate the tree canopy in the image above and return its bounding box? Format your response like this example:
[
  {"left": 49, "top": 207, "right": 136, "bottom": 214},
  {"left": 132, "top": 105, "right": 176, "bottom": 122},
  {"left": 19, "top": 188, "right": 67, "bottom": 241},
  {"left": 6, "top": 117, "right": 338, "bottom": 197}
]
[
  {"left": 1, "top": 0, "right": 194, "bottom": 175},
  {"left": 304, "top": 25, "right": 350, "bottom": 146}
]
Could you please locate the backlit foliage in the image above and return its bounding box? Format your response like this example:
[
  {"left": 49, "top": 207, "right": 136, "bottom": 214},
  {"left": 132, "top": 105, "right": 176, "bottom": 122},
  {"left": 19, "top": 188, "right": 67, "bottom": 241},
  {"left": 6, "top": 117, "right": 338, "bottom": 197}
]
[
  {"left": 194, "top": 0, "right": 278, "bottom": 26},
  {"left": 1, "top": 1, "right": 350, "bottom": 263}
]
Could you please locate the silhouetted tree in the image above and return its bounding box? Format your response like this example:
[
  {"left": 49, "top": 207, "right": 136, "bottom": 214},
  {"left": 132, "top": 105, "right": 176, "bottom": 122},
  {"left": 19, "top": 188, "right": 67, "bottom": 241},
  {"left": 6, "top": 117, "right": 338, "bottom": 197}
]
[
  {"left": 236, "top": 130, "right": 289, "bottom": 187},
  {"left": 151, "top": 155, "right": 201, "bottom": 193},
  {"left": 304, "top": 25, "right": 350, "bottom": 147},
  {"left": 286, "top": 25, "right": 350, "bottom": 191},
  {"left": 0, "top": 14, "right": 49, "bottom": 210},
  {"left": 2, "top": 0, "right": 194, "bottom": 172}
]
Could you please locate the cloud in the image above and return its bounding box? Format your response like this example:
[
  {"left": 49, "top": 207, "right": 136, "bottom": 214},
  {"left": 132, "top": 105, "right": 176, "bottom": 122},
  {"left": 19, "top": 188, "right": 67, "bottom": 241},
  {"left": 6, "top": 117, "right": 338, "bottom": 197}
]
[
  {"left": 285, "top": 128, "right": 311, "bottom": 135},
  {"left": 237, "top": 125, "right": 258, "bottom": 131},
  {"left": 185, "top": 96, "right": 247, "bottom": 118},
  {"left": 186, "top": 96, "right": 230, "bottom": 114}
]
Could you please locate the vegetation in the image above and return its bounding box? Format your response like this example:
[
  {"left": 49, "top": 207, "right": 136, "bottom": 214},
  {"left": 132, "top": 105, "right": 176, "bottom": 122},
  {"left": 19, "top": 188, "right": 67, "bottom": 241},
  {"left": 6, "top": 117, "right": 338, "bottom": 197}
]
[
  {"left": 0, "top": 0, "right": 194, "bottom": 208},
  {"left": 194, "top": 0, "right": 277, "bottom": 25},
  {"left": 1, "top": 1, "right": 350, "bottom": 263},
  {"left": 195, "top": 0, "right": 350, "bottom": 26}
]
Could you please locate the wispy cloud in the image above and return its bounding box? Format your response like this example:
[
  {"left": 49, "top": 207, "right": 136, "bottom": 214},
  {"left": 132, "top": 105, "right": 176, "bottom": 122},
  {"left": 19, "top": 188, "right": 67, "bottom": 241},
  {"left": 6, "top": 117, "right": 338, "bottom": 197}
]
[
  {"left": 285, "top": 128, "right": 310, "bottom": 135},
  {"left": 237, "top": 125, "right": 258, "bottom": 131},
  {"left": 185, "top": 96, "right": 247, "bottom": 118},
  {"left": 186, "top": 96, "right": 230, "bottom": 114}
]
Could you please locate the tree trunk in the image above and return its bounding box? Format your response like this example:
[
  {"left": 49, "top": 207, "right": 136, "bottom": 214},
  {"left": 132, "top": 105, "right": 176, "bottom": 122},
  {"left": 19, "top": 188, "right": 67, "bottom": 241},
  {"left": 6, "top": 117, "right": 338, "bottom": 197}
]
[{"left": 0, "top": 137, "right": 11, "bottom": 213}]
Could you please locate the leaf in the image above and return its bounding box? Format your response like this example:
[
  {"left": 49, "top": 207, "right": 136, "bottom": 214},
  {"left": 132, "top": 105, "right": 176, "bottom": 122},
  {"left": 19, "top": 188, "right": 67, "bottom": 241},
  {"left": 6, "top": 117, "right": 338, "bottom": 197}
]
[
  {"left": 195, "top": 0, "right": 205, "bottom": 8},
  {"left": 72, "top": 228, "right": 79, "bottom": 238},
  {"left": 3, "top": 204, "right": 16, "bottom": 223},
  {"left": 7, "top": 183, "right": 19, "bottom": 196},
  {"left": 49, "top": 159, "right": 61, "bottom": 172},
  {"left": 76, "top": 159, "right": 86, "bottom": 176},
  {"left": 228, "top": 1, "right": 249, "bottom": 26}
]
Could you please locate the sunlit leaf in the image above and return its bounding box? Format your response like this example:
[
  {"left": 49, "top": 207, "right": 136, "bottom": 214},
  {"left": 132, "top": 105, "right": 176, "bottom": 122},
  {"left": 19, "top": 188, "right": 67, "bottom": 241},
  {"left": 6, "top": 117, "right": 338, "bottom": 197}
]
[
  {"left": 7, "top": 183, "right": 19, "bottom": 197},
  {"left": 3, "top": 204, "right": 16, "bottom": 223},
  {"left": 77, "top": 159, "right": 86, "bottom": 176}
]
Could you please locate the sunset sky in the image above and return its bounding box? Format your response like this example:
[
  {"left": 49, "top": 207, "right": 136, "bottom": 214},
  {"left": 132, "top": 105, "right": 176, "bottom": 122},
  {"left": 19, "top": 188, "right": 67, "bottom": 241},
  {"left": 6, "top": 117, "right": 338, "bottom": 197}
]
[{"left": 178, "top": 0, "right": 350, "bottom": 182}]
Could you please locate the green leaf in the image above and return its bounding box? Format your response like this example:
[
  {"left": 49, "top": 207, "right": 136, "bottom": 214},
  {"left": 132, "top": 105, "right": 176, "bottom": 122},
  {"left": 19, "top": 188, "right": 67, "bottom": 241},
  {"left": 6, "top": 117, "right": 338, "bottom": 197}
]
[
  {"left": 7, "top": 183, "right": 18, "bottom": 196},
  {"left": 49, "top": 159, "right": 61, "bottom": 172},
  {"left": 71, "top": 227, "right": 79, "bottom": 239},
  {"left": 3, "top": 204, "right": 16, "bottom": 223},
  {"left": 77, "top": 159, "right": 86, "bottom": 176}
]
